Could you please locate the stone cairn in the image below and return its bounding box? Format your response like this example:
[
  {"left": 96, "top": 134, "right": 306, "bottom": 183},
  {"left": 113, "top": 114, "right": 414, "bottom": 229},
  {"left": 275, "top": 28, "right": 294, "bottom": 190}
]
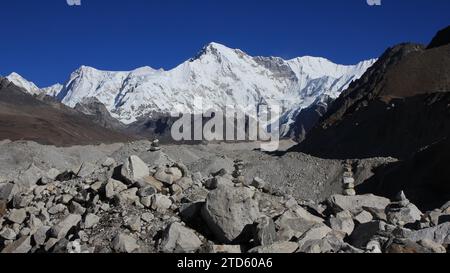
[
  {"left": 232, "top": 159, "right": 245, "bottom": 185},
  {"left": 149, "top": 139, "right": 161, "bottom": 152},
  {"left": 342, "top": 162, "right": 356, "bottom": 196}
]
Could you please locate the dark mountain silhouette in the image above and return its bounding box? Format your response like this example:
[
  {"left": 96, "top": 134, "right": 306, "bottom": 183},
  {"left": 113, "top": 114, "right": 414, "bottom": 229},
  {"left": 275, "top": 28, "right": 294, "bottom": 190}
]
[{"left": 292, "top": 26, "right": 450, "bottom": 160}]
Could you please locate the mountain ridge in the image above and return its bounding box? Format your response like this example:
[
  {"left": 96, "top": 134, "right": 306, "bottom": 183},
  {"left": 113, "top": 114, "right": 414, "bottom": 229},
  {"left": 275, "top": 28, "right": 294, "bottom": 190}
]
[{"left": 5, "top": 42, "right": 376, "bottom": 128}]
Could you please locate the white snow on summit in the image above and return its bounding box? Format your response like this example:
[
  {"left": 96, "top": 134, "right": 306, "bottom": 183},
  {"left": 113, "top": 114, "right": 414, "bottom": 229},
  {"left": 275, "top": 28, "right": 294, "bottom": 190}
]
[
  {"left": 7, "top": 42, "right": 377, "bottom": 125},
  {"left": 6, "top": 72, "right": 42, "bottom": 95}
]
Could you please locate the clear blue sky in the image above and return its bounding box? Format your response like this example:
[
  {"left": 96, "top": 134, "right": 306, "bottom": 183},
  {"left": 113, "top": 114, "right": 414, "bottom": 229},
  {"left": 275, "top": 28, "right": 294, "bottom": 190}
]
[{"left": 1, "top": 0, "right": 449, "bottom": 87}]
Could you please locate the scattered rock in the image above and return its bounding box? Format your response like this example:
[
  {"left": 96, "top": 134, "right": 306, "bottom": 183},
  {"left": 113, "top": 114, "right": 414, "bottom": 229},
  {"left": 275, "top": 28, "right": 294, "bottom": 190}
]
[
  {"left": 117, "top": 188, "right": 139, "bottom": 205},
  {"left": 48, "top": 204, "right": 67, "bottom": 215},
  {"left": 275, "top": 210, "right": 320, "bottom": 241},
  {"left": 205, "top": 244, "right": 243, "bottom": 253},
  {"left": 248, "top": 241, "right": 299, "bottom": 253},
  {"left": 137, "top": 176, "right": 164, "bottom": 193},
  {"left": 154, "top": 167, "right": 183, "bottom": 185},
  {"left": 33, "top": 226, "right": 51, "bottom": 246},
  {"left": 251, "top": 177, "right": 267, "bottom": 190},
  {"left": 112, "top": 233, "right": 139, "bottom": 253},
  {"left": 327, "top": 194, "right": 391, "bottom": 215},
  {"left": 141, "top": 213, "right": 154, "bottom": 223},
  {"left": 151, "top": 194, "right": 173, "bottom": 213},
  {"left": 84, "top": 213, "right": 100, "bottom": 229},
  {"left": 69, "top": 201, "right": 86, "bottom": 215},
  {"left": 401, "top": 222, "right": 450, "bottom": 245},
  {"left": 0, "top": 200, "right": 7, "bottom": 217},
  {"left": 201, "top": 184, "right": 260, "bottom": 243},
  {"left": 0, "top": 227, "right": 17, "bottom": 240},
  {"left": 50, "top": 214, "right": 82, "bottom": 240},
  {"left": 46, "top": 168, "right": 61, "bottom": 180},
  {"left": 102, "top": 157, "right": 116, "bottom": 168},
  {"left": 329, "top": 211, "right": 355, "bottom": 236},
  {"left": 137, "top": 186, "right": 157, "bottom": 198},
  {"left": 18, "top": 164, "right": 43, "bottom": 188},
  {"left": 176, "top": 177, "right": 194, "bottom": 191},
  {"left": 105, "top": 179, "right": 128, "bottom": 199},
  {"left": 386, "top": 239, "right": 432, "bottom": 254},
  {"left": 297, "top": 224, "right": 332, "bottom": 250},
  {"left": 160, "top": 222, "right": 203, "bottom": 253},
  {"left": 254, "top": 216, "right": 277, "bottom": 246},
  {"left": 1, "top": 236, "right": 32, "bottom": 253},
  {"left": 386, "top": 192, "right": 422, "bottom": 226},
  {"left": 125, "top": 216, "right": 142, "bottom": 232},
  {"left": 76, "top": 162, "right": 97, "bottom": 178},
  {"left": 353, "top": 210, "right": 373, "bottom": 224},
  {"left": 418, "top": 239, "right": 446, "bottom": 253},
  {"left": 0, "top": 182, "right": 18, "bottom": 202},
  {"left": 121, "top": 155, "right": 150, "bottom": 184},
  {"left": 7, "top": 209, "right": 27, "bottom": 224}
]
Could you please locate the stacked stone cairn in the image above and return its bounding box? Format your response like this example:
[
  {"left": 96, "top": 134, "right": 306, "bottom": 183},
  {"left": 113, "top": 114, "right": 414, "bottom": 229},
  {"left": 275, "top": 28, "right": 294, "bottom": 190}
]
[
  {"left": 232, "top": 160, "right": 245, "bottom": 185},
  {"left": 149, "top": 139, "right": 161, "bottom": 152},
  {"left": 342, "top": 162, "right": 356, "bottom": 196}
]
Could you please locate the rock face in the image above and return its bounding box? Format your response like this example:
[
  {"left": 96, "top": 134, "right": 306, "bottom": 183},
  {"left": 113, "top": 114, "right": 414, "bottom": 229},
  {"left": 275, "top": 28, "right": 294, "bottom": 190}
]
[
  {"left": 121, "top": 156, "right": 149, "bottom": 184},
  {"left": 160, "top": 222, "right": 202, "bottom": 253},
  {"left": 201, "top": 184, "right": 260, "bottom": 243}
]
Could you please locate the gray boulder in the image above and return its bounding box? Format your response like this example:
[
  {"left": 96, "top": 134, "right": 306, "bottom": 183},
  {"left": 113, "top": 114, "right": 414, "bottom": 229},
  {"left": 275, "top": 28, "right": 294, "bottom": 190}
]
[
  {"left": 0, "top": 227, "right": 17, "bottom": 240},
  {"left": 1, "top": 236, "right": 32, "bottom": 253},
  {"left": 275, "top": 210, "right": 320, "bottom": 241},
  {"left": 7, "top": 209, "right": 27, "bottom": 224},
  {"left": 154, "top": 167, "right": 183, "bottom": 185},
  {"left": 84, "top": 213, "right": 100, "bottom": 229},
  {"left": 329, "top": 211, "right": 355, "bottom": 236},
  {"left": 353, "top": 210, "right": 374, "bottom": 224},
  {"left": 160, "top": 222, "right": 203, "bottom": 253},
  {"left": 386, "top": 194, "right": 423, "bottom": 226},
  {"left": 248, "top": 241, "right": 299, "bottom": 253},
  {"left": 297, "top": 224, "right": 332, "bottom": 250},
  {"left": 50, "top": 214, "right": 82, "bottom": 240},
  {"left": 151, "top": 194, "right": 173, "bottom": 213},
  {"left": 327, "top": 194, "right": 391, "bottom": 215},
  {"left": 401, "top": 222, "right": 450, "bottom": 245},
  {"left": 105, "top": 179, "right": 128, "bottom": 199},
  {"left": 254, "top": 216, "right": 277, "bottom": 246},
  {"left": 201, "top": 184, "right": 260, "bottom": 243},
  {"left": 121, "top": 155, "right": 149, "bottom": 184},
  {"left": 17, "top": 164, "right": 43, "bottom": 188},
  {"left": 0, "top": 182, "right": 19, "bottom": 202},
  {"left": 112, "top": 233, "right": 139, "bottom": 253}
]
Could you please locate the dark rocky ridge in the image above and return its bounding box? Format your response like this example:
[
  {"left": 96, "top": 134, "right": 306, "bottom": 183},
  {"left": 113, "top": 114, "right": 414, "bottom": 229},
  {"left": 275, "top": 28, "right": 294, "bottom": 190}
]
[
  {"left": 74, "top": 97, "right": 126, "bottom": 131},
  {"left": 285, "top": 95, "right": 334, "bottom": 142},
  {"left": 427, "top": 25, "right": 450, "bottom": 49},
  {"left": 0, "top": 78, "right": 134, "bottom": 146},
  {"left": 292, "top": 26, "right": 450, "bottom": 160}
]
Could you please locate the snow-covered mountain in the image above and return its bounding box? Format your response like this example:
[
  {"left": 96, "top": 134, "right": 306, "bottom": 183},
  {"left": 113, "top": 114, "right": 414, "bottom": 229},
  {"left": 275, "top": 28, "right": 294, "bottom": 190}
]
[
  {"left": 6, "top": 42, "right": 376, "bottom": 126},
  {"left": 6, "top": 72, "right": 41, "bottom": 95}
]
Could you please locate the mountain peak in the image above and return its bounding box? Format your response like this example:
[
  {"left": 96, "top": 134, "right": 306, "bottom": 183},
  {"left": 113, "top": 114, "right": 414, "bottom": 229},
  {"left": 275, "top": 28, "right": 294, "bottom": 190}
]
[
  {"left": 6, "top": 72, "right": 41, "bottom": 95},
  {"left": 191, "top": 42, "right": 245, "bottom": 61}
]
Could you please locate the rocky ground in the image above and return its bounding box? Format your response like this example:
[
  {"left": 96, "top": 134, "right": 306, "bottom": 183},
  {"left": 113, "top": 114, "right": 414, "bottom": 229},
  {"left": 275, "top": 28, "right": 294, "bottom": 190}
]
[{"left": 0, "top": 139, "right": 448, "bottom": 253}]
